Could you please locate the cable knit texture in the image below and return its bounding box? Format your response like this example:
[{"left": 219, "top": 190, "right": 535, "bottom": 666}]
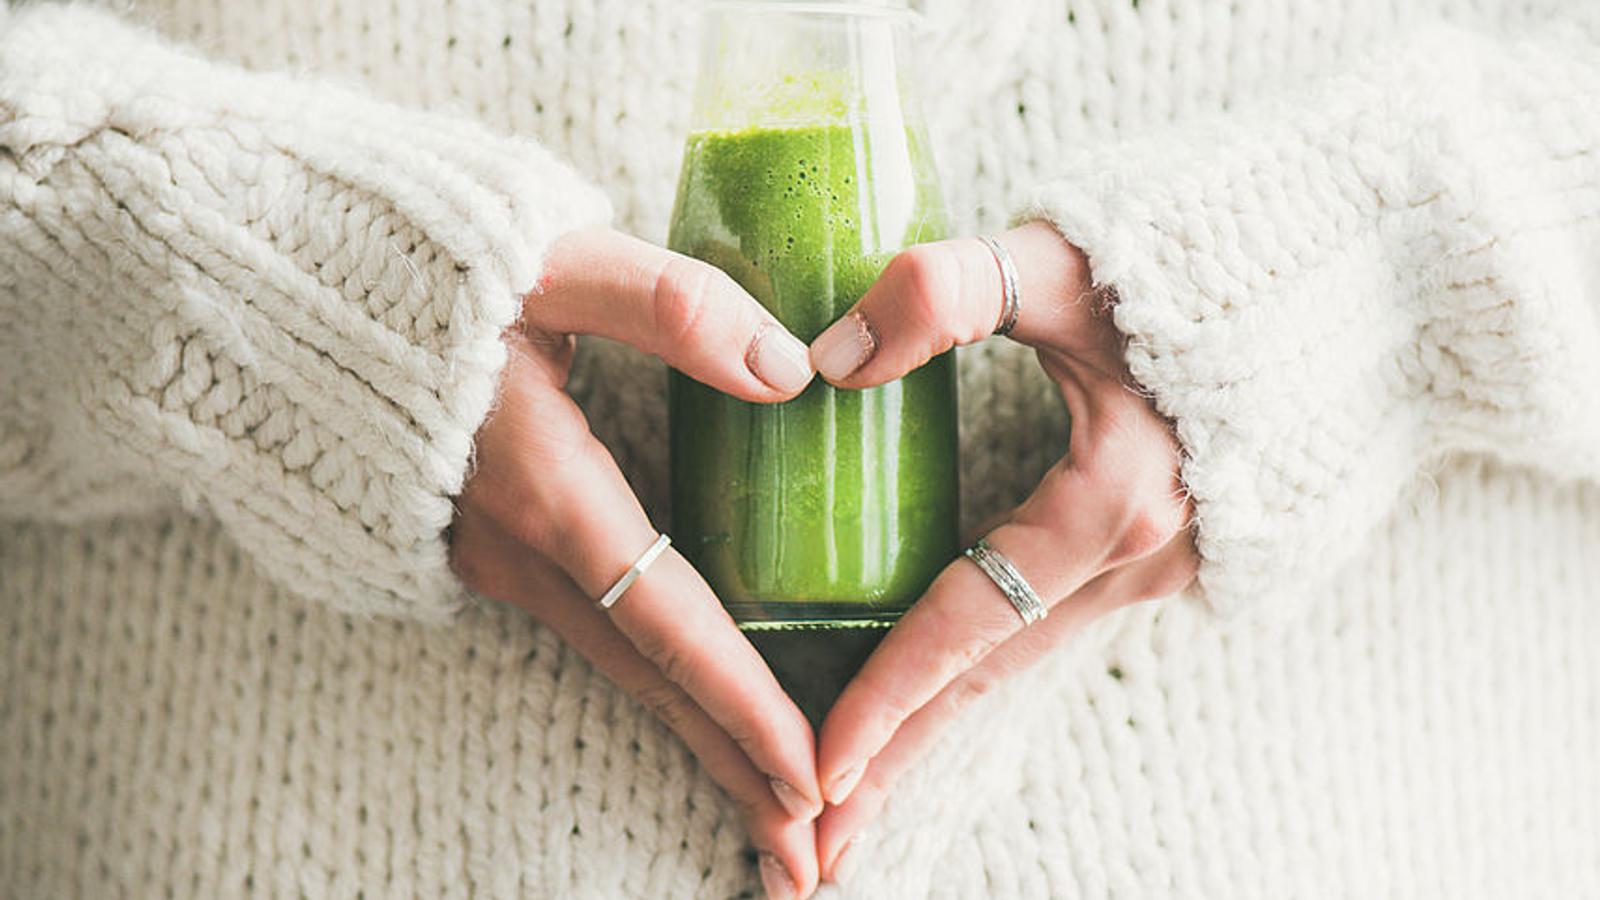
[
  {"left": 1029, "top": 14, "right": 1600, "bottom": 612},
  {"left": 0, "top": 3, "right": 612, "bottom": 621},
  {"left": 1, "top": 0, "right": 1597, "bottom": 897}
]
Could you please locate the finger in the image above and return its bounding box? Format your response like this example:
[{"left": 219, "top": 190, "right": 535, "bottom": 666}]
[
  {"left": 528, "top": 227, "right": 814, "bottom": 400},
  {"left": 450, "top": 510, "right": 820, "bottom": 897},
  {"left": 815, "top": 540, "right": 1197, "bottom": 880},
  {"left": 816, "top": 428, "right": 1185, "bottom": 806},
  {"left": 813, "top": 516, "right": 1094, "bottom": 807},
  {"left": 815, "top": 571, "right": 1115, "bottom": 882},
  {"left": 468, "top": 343, "right": 825, "bottom": 822},
  {"left": 808, "top": 221, "right": 1091, "bottom": 388},
  {"left": 813, "top": 352, "right": 1186, "bottom": 803}
]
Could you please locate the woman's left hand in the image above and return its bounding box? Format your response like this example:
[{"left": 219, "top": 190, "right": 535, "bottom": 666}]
[{"left": 804, "top": 222, "right": 1201, "bottom": 880}]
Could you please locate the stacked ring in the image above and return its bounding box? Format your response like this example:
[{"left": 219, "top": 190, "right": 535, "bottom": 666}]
[
  {"left": 963, "top": 538, "right": 1048, "bottom": 626},
  {"left": 976, "top": 235, "right": 1022, "bottom": 337}
]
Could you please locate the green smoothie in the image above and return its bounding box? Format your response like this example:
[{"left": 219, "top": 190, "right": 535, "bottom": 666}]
[{"left": 668, "top": 123, "right": 959, "bottom": 633}]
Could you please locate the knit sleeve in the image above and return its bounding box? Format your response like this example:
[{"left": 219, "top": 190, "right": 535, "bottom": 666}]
[
  {"left": 0, "top": 4, "right": 612, "bottom": 621},
  {"left": 1026, "top": 14, "right": 1600, "bottom": 614}
]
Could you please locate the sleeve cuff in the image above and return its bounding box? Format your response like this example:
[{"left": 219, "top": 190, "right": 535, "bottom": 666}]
[
  {"left": 1020, "top": 91, "right": 1431, "bottom": 614},
  {"left": 1, "top": 2, "right": 613, "bottom": 621}
]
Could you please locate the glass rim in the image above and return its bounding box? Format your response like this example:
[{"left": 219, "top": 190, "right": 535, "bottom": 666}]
[{"left": 703, "top": 1, "right": 915, "bottom": 20}]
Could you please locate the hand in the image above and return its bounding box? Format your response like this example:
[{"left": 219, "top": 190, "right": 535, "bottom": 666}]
[
  {"left": 805, "top": 222, "right": 1200, "bottom": 880},
  {"left": 450, "top": 228, "right": 824, "bottom": 900}
]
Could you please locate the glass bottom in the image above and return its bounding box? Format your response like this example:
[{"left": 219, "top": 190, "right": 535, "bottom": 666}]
[
  {"left": 726, "top": 600, "right": 906, "bottom": 630},
  {"left": 743, "top": 624, "right": 891, "bottom": 729}
]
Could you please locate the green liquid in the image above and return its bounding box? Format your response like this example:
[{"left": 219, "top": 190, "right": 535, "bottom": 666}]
[{"left": 667, "top": 124, "right": 958, "bottom": 720}]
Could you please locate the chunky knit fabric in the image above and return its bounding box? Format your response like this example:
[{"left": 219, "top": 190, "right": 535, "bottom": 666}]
[
  {"left": 1031, "top": 12, "right": 1600, "bottom": 610},
  {"left": 1, "top": 1, "right": 1597, "bottom": 897},
  {"left": 0, "top": 3, "right": 612, "bottom": 621}
]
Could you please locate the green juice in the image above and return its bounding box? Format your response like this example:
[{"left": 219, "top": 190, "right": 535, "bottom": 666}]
[{"left": 667, "top": 124, "right": 959, "bottom": 724}]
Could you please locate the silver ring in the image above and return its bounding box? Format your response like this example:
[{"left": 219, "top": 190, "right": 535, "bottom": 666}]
[
  {"left": 976, "top": 235, "right": 1022, "bottom": 337},
  {"left": 598, "top": 533, "right": 672, "bottom": 609},
  {"left": 963, "top": 538, "right": 1047, "bottom": 626}
]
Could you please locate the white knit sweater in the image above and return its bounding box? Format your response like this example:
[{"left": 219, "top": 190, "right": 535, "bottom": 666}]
[{"left": 2, "top": 1, "right": 1597, "bottom": 897}]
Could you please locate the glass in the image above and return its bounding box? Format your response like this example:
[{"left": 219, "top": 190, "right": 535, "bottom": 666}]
[{"left": 667, "top": 0, "right": 958, "bottom": 725}]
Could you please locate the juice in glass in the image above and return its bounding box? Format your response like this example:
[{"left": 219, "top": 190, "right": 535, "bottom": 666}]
[{"left": 668, "top": 3, "right": 957, "bottom": 725}]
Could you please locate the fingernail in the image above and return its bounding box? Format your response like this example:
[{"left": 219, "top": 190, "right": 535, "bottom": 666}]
[
  {"left": 824, "top": 761, "right": 865, "bottom": 806},
  {"left": 747, "top": 323, "right": 815, "bottom": 394},
  {"left": 769, "top": 777, "right": 820, "bottom": 820},
  {"left": 810, "top": 311, "right": 877, "bottom": 382},
  {"left": 759, "top": 852, "right": 796, "bottom": 900}
]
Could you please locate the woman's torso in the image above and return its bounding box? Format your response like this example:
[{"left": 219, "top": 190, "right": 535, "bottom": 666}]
[{"left": 4, "top": 1, "right": 1598, "bottom": 897}]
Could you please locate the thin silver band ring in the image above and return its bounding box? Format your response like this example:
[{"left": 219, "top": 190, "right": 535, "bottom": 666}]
[
  {"left": 976, "top": 235, "right": 1022, "bottom": 337},
  {"left": 598, "top": 533, "right": 672, "bottom": 609},
  {"left": 963, "top": 538, "right": 1047, "bottom": 626}
]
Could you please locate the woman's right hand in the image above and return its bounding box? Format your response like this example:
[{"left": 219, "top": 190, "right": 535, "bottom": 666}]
[{"left": 449, "top": 228, "right": 822, "bottom": 900}]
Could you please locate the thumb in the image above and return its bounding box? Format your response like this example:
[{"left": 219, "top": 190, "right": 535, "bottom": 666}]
[
  {"left": 808, "top": 222, "right": 1091, "bottom": 388},
  {"left": 526, "top": 227, "right": 815, "bottom": 401}
]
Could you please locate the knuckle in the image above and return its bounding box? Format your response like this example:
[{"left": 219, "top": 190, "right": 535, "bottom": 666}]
[
  {"left": 636, "top": 630, "right": 703, "bottom": 696},
  {"left": 1108, "top": 493, "right": 1187, "bottom": 566},
  {"left": 937, "top": 592, "right": 1014, "bottom": 666},
  {"left": 731, "top": 795, "right": 768, "bottom": 827},
  {"left": 1017, "top": 481, "right": 1075, "bottom": 537},
  {"left": 492, "top": 475, "right": 576, "bottom": 555},
  {"left": 845, "top": 773, "right": 884, "bottom": 811},
  {"left": 652, "top": 256, "right": 718, "bottom": 350},
  {"left": 506, "top": 505, "right": 562, "bottom": 557},
  {"left": 893, "top": 247, "right": 962, "bottom": 335},
  {"left": 725, "top": 727, "right": 766, "bottom": 766},
  {"left": 733, "top": 791, "right": 789, "bottom": 832},
  {"left": 952, "top": 623, "right": 1005, "bottom": 672},
  {"left": 866, "top": 684, "right": 920, "bottom": 742},
  {"left": 525, "top": 391, "right": 593, "bottom": 469},
  {"left": 635, "top": 681, "right": 694, "bottom": 734},
  {"left": 497, "top": 429, "right": 602, "bottom": 554},
  {"left": 657, "top": 646, "right": 699, "bottom": 691},
  {"left": 947, "top": 671, "right": 1000, "bottom": 715}
]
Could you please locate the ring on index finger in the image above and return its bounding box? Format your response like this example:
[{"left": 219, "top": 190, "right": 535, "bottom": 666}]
[
  {"left": 963, "top": 537, "right": 1047, "bottom": 626},
  {"left": 597, "top": 533, "right": 673, "bottom": 610},
  {"left": 976, "top": 235, "right": 1022, "bottom": 337}
]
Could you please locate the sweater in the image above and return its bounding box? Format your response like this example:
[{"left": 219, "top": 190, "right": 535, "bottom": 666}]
[{"left": 2, "top": 0, "right": 1597, "bottom": 897}]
